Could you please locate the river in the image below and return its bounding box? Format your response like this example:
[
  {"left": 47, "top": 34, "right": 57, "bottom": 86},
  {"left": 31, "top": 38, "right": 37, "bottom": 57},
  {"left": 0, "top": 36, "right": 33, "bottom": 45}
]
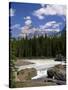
[{"left": 16, "top": 59, "right": 65, "bottom": 80}]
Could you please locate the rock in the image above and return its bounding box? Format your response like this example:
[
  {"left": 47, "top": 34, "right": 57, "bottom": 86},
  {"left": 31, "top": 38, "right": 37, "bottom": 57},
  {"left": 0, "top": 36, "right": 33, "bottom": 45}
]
[
  {"left": 44, "top": 78, "right": 66, "bottom": 85},
  {"left": 17, "top": 68, "right": 37, "bottom": 81},
  {"left": 54, "top": 69, "right": 66, "bottom": 81},
  {"left": 55, "top": 54, "right": 65, "bottom": 61},
  {"left": 47, "top": 69, "right": 55, "bottom": 78},
  {"left": 54, "top": 64, "right": 65, "bottom": 69},
  {"left": 47, "top": 64, "right": 66, "bottom": 81}
]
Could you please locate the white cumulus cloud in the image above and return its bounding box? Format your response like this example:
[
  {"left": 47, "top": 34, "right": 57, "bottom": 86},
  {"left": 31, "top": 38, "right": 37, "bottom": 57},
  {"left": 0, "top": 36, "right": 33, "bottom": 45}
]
[
  {"left": 10, "top": 24, "right": 20, "bottom": 30},
  {"left": 25, "top": 19, "right": 32, "bottom": 25},
  {"left": 39, "top": 21, "right": 62, "bottom": 32},
  {"left": 44, "top": 21, "right": 56, "bottom": 27},
  {"left": 24, "top": 16, "right": 32, "bottom": 25},
  {"left": 19, "top": 25, "right": 31, "bottom": 38},
  {"left": 33, "top": 4, "right": 66, "bottom": 20},
  {"left": 9, "top": 8, "right": 15, "bottom": 17},
  {"left": 24, "top": 16, "right": 31, "bottom": 20}
]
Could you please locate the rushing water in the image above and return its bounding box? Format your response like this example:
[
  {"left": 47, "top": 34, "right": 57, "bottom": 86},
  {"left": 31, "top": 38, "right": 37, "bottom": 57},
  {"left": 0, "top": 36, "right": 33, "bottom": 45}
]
[{"left": 17, "top": 59, "right": 65, "bottom": 80}]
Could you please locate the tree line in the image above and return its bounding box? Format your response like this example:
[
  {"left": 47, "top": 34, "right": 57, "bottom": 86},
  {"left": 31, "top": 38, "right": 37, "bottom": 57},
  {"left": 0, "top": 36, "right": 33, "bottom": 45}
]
[{"left": 10, "top": 30, "right": 66, "bottom": 59}]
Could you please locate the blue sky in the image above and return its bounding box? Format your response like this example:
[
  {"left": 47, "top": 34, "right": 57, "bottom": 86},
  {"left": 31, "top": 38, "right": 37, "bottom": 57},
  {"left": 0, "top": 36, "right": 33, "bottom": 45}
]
[{"left": 9, "top": 2, "right": 66, "bottom": 37}]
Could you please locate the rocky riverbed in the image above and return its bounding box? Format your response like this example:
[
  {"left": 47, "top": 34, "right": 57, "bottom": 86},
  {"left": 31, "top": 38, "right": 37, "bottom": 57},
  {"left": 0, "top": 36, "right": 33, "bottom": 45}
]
[{"left": 15, "top": 59, "right": 66, "bottom": 87}]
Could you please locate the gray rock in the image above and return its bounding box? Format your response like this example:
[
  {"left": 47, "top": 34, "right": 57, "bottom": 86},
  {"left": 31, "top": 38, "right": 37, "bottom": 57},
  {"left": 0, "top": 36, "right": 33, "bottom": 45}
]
[
  {"left": 55, "top": 54, "right": 65, "bottom": 61},
  {"left": 47, "top": 64, "right": 66, "bottom": 81},
  {"left": 54, "top": 69, "right": 66, "bottom": 81},
  {"left": 47, "top": 69, "right": 55, "bottom": 78}
]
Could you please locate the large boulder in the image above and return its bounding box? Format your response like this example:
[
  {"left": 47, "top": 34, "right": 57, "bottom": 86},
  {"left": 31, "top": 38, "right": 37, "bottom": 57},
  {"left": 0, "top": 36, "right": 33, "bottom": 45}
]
[
  {"left": 17, "top": 68, "right": 37, "bottom": 81},
  {"left": 47, "top": 64, "right": 66, "bottom": 81}
]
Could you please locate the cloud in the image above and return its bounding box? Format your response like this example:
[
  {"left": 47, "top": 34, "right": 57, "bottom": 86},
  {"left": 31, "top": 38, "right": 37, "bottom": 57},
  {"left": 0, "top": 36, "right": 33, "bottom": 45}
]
[
  {"left": 9, "top": 8, "right": 15, "bottom": 17},
  {"left": 44, "top": 21, "right": 57, "bottom": 28},
  {"left": 24, "top": 16, "right": 31, "bottom": 20},
  {"left": 41, "top": 4, "right": 46, "bottom": 8},
  {"left": 25, "top": 19, "right": 32, "bottom": 25},
  {"left": 24, "top": 16, "right": 32, "bottom": 25},
  {"left": 39, "top": 21, "right": 62, "bottom": 32},
  {"left": 10, "top": 24, "right": 20, "bottom": 30},
  {"left": 33, "top": 4, "right": 66, "bottom": 20},
  {"left": 33, "top": 7, "right": 46, "bottom": 19},
  {"left": 19, "top": 25, "right": 31, "bottom": 38},
  {"left": 20, "top": 26, "right": 30, "bottom": 31},
  {"left": 44, "top": 29, "right": 60, "bottom": 32},
  {"left": 52, "top": 23, "right": 62, "bottom": 28},
  {"left": 20, "top": 21, "right": 61, "bottom": 38},
  {"left": 19, "top": 16, "right": 32, "bottom": 38},
  {"left": 36, "top": 15, "right": 44, "bottom": 20}
]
